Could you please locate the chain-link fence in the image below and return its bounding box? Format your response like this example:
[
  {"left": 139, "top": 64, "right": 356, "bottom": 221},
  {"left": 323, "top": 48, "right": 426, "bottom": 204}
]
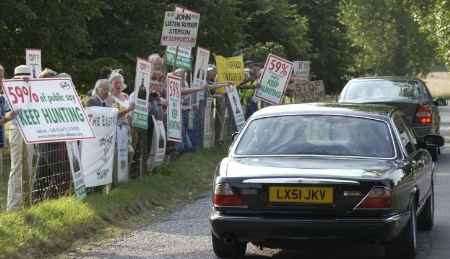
[{"left": 0, "top": 126, "right": 72, "bottom": 211}]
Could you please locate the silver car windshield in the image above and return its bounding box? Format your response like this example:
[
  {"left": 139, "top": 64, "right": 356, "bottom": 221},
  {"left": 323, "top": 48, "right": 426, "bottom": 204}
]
[
  {"left": 235, "top": 115, "right": 395, "bottom": 158},
  {"left": 341, "top": 80, "right": 422, "bottom": 102}
]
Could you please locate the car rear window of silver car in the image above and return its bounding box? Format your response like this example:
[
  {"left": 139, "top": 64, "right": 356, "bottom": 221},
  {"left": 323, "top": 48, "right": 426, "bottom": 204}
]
[
  {"left": 342, "top": 80, "right": 423, "bottom": 102},
  {"left": 234, "top": 115, "right": 396, "bottom": 159}
]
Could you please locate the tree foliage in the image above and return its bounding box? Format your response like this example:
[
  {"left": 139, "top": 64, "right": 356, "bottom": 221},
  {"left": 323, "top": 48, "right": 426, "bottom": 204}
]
[{"left": 0, "top": 0, "right": 447, "bottom": 94}]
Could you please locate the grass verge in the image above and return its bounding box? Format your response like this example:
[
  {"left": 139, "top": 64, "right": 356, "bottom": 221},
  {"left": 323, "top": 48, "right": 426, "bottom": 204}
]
[{"left": 0, "top": 145, "right": 226, "bottom": 259}]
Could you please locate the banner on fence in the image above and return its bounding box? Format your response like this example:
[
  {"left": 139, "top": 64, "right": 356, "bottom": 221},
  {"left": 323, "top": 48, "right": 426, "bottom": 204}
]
[
  {"left": 160, "top": 11, "right": 200, "bottom": 48},
  {"left": 293, "top": 61, "right": 310, "bottom": 80},
  {"left": 132, "top": 58, "right": 151, "bottom": 129},
  {"left": 116, "top": 124, "right": 129, "bottom": 183},
  {"left": 2, "top": 78, "right": 95, "bottom": 144},
  {"left": 81, "top": 107, "right": 118, "bottom": 187},
  {"left": 148, "top": 116, "right": 166, "bottom": 170},
  {"left": 66, "top": 141, "right": 86, "bottom": 199},
  {"left": 255, "top": 54, "right": 294, "bottom": 105},
  {"left": 165, "top": 46, "right": 192, "bottom": 70},
  {"left": 203, "top": 97, "right": 214, "bottom": 148},
  {"left": 26, "top": 49, "right": 42, "bottom": 79},
  {"left": 215, "top": 55, "right": 245, "bottom": 94},
  {"left": 225, "top": 86, "right": 245, "bottom": 131},
  {"left": 167, "top": 74, "right": 182, "bottom": 142}
]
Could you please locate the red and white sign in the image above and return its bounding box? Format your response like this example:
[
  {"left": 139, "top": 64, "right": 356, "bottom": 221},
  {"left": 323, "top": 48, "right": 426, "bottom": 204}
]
[
  {"left": 255, "top": 54, "right": 294, "bottom": 104},
  {"left": 166, "top": 74, "right": 182, "bottom": 142},
  {"left": 2, "top": 78, "right": 94, "bottom": 144}
]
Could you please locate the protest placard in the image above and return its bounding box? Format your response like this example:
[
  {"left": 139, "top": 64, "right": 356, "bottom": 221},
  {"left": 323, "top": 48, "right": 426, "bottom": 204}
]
[
  {"left": 167, "top": 74, "right": 182, "bottom": 142},
  {"left": 293, "top": 79, "right": 326, "bottom": 102},
  {"left": 2, "top": 78, "right": 94, "bottom": 144},
  {"left": 26, "top": 49, "right": 42, "bottom": 79},
  {"left": 116, "top": 124, "right": 129, "bottom": 183},
  {"left": 293, "top": 61, "right": 310, "bottom": 80},
  {"left": 132, "top": 58, "right": 151, "bottom": 129},
  {"left": 193, "top": 47, "right": 210, "bottom": 97},
  {"left": 160, "top": 11, "right": 200, "bottom": 48},
  {"left": 81, "top": 107, "right": 118, "bottom": 188},
  {"left": 148, "top": 116, "right": 166, "bottom": 170},
  {"left": 66, "top": 141, "right": 86, "bottom": 199},
  {"left": 255, "top": 54, "right": 294, "bottom": 105},
  {"left": 225, "top": 86, "right": 245, "bottom": 131},
  {"left": 203, "top": 97, "right": 214, "bottom": 148},
  {"left": 215, "top": 55, "right": 245, "bottom": 94},
  {"left": 165, "top": 46, "right": 192, "bottom": 70}
]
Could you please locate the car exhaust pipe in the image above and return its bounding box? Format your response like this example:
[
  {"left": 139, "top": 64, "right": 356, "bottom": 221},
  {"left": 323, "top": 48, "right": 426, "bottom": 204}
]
[{"left": 222, "top": 234, "right": 236, "bottom": 245}]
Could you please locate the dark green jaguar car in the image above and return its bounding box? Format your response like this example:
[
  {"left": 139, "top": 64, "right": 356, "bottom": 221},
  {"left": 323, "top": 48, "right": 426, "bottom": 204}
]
[{"left": 209, "top": 103, "right": 443, "bottom": 259}]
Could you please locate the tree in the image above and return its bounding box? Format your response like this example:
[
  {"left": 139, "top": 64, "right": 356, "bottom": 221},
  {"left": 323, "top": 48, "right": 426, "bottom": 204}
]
[
  {"left": 291, "top": 0, "right": 355, "bottom": 93},
  {"left": 339, "top": 0, "right": 439, "bottom": 76}
]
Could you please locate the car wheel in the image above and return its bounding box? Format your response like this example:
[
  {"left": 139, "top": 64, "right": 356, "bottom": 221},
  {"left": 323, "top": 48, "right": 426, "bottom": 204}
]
[
  {"left": 418, "top": 183, "right": 435, "bottom": 231},
  {"left": 385, "top": 202, "right": 417, "bottom": 259},
  {"left": 212, "top": 233, "right": 247, "bottom": 259}
]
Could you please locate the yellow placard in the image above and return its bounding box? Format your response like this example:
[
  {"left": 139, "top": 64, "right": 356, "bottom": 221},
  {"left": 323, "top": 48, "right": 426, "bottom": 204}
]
[
  {"left": 215, "top": 54, "right": 245, "bottom": 93},
  {"left": 269, "top": 186, "right": 334, "bottom": 204}
]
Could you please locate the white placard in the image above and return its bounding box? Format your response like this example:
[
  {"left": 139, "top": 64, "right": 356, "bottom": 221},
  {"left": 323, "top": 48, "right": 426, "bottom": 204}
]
[
  {"left": 225, "top": 86, "right": 245, "bottom": 131},
  {"left": 193, "top": 47, "right": 210, "bottom": 103},
  {"left": 2, "top": 78, "right": 95, "bottom": 144},
  {"left": 132, "top": 58, "right": 151, "bottom": 129},
  {"left": 203, "top": 97, "right": 214, "bottom": 148},
  {"left": 167, "top": 74, "right": 182, "bottom": 142},
  {"left": 116, "top": 124, "right": 129, "bottom": 183},
  {"left": 160, "top": 11, "right": 200, "bottom": 48},
  {"left": 66, "top": 141, "right": 86, "bottom": 199},
  {"left": 26, "top": 49, "right": 42, "bottom": 79},
  {"left": 293, "top": 61, "right": 310, "bottom": 80},
  {"left": 81, "top": 107, "right": 118, "bottom": 187},
  {"left": 148, "top": 117, "right": 166, "bottom": 170},
  {"left": 255, "top": 54, "right": 294, "bottom": 105}
]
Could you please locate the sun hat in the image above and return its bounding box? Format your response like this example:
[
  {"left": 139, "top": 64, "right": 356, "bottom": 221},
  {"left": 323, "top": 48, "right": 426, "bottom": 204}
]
[{"left": 14, "top": 65, "right": 31, "bottom": 77}]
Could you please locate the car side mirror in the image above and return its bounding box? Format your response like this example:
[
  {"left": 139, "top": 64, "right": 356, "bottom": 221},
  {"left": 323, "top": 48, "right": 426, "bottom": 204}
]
[
  {"left": 232, "top": 131, "right": 239, "bottom": 141},
  {"left": 423, "top": 134, "right": 445, "bottom": 147}
]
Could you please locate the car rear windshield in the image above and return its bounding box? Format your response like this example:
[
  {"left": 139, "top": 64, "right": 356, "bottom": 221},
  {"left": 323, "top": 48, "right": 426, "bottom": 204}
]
[
  {"left": 235, "top": 115, "right": 395, "bottom": 158},
  {"left": 341, "top": 80, "right": 422, "bottom": 102}
]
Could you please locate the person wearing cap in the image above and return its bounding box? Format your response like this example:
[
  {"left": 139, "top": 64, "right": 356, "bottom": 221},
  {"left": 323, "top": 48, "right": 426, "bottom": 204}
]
[{"left": 6, "top": 65, "right": 33, "bottom": 211}]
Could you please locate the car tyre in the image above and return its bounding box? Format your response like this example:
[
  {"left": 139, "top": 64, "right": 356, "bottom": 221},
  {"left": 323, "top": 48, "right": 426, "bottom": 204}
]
[
  {"left": 212, "top": 233, "right": 246, "bottom": 259},
  {"left": 385, "top": 202, "right": 417, "bottom": 259},
  {"left": 418, "top": 183, "right": 435, "bottom": 231}
]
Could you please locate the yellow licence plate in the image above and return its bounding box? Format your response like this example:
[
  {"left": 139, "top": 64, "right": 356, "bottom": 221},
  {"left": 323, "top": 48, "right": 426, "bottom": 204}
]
[{"left": 269, "top": 186, "right": 334, "bottom": 204}]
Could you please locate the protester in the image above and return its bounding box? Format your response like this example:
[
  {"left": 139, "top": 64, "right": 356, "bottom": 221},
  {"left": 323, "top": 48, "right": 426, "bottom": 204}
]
[
  {"left": 6, "top": 65, "right": 33, "bottom": 211},
  {"left": 172, "top": 68, "right": 207, "bottom": 153},
  {"left": 238, "top": 60, "right": 261, "bottom": 119},
  {"left": 148, "top": 53, "right": 165, "bottom": 72},
  {"left": 86, "top": 79, "right": 112, "bottom": 107},
  {"left": 34, "top": 68, "right": 71, "bottom": 202},
  {"left": 0, "top": 64, "right": 16, "bottom": 148}
]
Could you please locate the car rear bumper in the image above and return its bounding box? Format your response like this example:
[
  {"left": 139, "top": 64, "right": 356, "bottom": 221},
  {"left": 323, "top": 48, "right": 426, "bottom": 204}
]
[
  {"left": 413, "top": 125, "right": 437, "bottom": 139},
  {"left": 210, "top": 210, "right": 410, "bottom": 244}
]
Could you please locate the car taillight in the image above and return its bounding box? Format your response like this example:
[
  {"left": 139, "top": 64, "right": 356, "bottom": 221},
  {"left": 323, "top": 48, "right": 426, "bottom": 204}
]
[
  {"left": 213, "top": 183, "right": 246, "bottom": 208},
  {"left": 355, "top": 187, "right": 392, "bottom": 209},
  {"left": 416, "top": 105, "right": 432, "bottom": 125}
]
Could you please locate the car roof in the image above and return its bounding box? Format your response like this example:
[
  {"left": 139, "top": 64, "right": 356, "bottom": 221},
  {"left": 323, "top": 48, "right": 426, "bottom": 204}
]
[
  {"left": 349, "top": 76, "right": 422, "bottom": 82},
  {"left": 251, "top": 103, "right": 398, "bottom": 121}
]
